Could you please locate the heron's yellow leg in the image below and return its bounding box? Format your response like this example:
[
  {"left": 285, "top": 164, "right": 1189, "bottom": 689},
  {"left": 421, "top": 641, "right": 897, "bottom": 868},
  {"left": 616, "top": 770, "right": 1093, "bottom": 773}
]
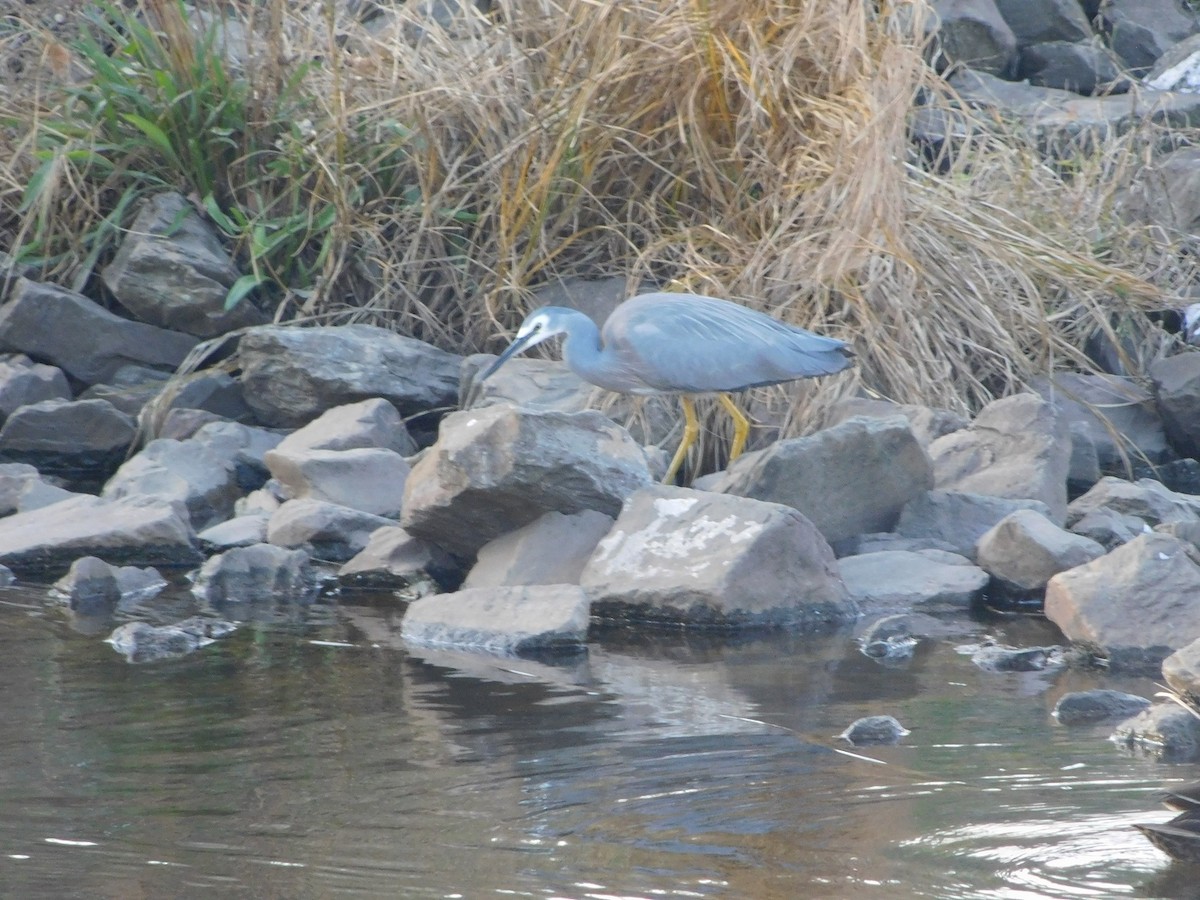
[
  {"left": 718, "top": 392, "right": 751, "bottom": 462},
  {"left": 663, "top": 395, "right": 700, "bottom": 484}
]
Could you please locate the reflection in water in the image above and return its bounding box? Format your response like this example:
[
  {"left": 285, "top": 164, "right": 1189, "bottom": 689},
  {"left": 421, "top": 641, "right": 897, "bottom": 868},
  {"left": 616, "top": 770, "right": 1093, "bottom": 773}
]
[{"left": 0, "top": 589, "right": 1191, "bottom": 899}]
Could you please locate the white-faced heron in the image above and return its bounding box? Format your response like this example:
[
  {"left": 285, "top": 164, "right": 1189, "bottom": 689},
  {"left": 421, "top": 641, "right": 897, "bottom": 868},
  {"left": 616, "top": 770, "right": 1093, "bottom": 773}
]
[{"left": 480, "top": 291, "right": 854, "bottom": 482}]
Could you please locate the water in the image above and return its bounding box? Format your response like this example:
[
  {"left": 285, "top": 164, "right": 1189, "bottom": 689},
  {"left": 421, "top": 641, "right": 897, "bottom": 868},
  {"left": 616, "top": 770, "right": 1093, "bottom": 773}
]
[{"left": 0, "top": 588, "right": 1195, "bottom": 899}]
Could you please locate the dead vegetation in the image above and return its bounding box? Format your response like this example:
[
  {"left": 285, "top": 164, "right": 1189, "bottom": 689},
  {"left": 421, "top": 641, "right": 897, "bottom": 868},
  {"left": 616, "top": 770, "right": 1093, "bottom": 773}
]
[{"left": 0, "top": 0, "right": 1195, "bottom": 460}]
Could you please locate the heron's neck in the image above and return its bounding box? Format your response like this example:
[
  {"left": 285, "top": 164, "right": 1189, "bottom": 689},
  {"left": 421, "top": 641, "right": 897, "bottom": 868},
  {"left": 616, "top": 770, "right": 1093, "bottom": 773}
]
[{"left": 558, "top": 311, "right": 606, "bottom": 383}]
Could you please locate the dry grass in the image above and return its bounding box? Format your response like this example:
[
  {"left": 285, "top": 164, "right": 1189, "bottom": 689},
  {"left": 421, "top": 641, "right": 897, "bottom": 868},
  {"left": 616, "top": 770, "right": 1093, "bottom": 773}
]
[{"left": 1, "top": 0, "right": 1195, "bottom": 467}]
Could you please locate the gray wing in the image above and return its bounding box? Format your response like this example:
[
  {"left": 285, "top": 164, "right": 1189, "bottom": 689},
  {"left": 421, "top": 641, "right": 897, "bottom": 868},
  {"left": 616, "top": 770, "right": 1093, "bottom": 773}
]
[{"left": 603, "top": 293, "right": 852, "bottom": 393}]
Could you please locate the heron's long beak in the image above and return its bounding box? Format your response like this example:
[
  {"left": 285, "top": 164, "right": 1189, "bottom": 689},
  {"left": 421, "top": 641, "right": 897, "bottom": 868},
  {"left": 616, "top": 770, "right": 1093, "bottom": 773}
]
[{"left": 479, "top": 330, "right": 542, "bottom": 380}]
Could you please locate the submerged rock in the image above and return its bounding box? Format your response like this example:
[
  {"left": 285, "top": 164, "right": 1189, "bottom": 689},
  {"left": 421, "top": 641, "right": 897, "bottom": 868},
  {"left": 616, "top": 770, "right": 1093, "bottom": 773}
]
[
  {"left": 105, "top": 616, "right": 237, "bottom": 664},
  {"left": 838, "top": 715, "right": 910, "bottom": 746},
  {"left": 1053, "top": 689, "right": 1151, "bottom": 725}
]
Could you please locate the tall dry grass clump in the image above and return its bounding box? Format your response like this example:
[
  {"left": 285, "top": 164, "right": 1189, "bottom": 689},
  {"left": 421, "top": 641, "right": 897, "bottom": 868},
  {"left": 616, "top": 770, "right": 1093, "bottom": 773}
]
[{"left": 0, "top": 0, "right": 1192, "bottom": 457}]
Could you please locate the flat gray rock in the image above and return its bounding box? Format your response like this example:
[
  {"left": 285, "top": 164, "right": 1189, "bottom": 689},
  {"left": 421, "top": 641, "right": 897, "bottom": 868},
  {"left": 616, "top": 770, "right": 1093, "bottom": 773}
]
[
  {"left": 838, "top": 550, "right": 988, "bottom": 612},
  {"left": 464, "top": 509, "right": 613, "bottom": 589}
]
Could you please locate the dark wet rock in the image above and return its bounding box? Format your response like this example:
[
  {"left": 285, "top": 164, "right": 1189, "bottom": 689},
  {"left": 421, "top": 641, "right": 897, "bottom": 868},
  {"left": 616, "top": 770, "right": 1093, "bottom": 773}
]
[
  {"left": 1163, "top": 638, "right": 1200, "bottom": 705},
  {"left": 837, "top": 715, "right": 910, "bottom": 746},
  {"left": 929, "top": 0, "right": 1018, "bottom": 76},
  {"left": 272, "top": 397, "right": 417, "bottom": 457},
  {"left": 0, "top": 495, "right": 200, "bottom": 574},
  {"left": 339, "top": 525, "right": 461, "bottom": 594},
  {"left": 237, "top": 324, "right": 461, "bottom": 428},
  {"left": 1053, "top": 689, "right": 1151, "bottom": 725},
  {"left": 464, "top": 509, "right": 613, "bottom": 589},
  {"left": 197, "top": 514, "right": 270, "bottom": 550},
  {"left": 101, "top": 191, "right": 264, "bottom": 338},
  {"left": 1032, "top": 373, "right": 1169, "bottom": 471},
  {"left": 1137, "top": 458, "right": 1200, "bottom": 497},
  {"left": 400, "top": 584, "right": 590, "bottom": 655},
  {"left": 1097, "top": 0, "right": 1198, "bottom": 73},
  {"left": 581, "top": 485, "right": 856, "bottom": 629},
  {"left": 896, "top": 490, "right": 1053, "bottom": 559},
  {"left": 142, "top": 370, "right": 255, "bottom": 428},
  {"left": 1113, "top": 702, "right": 1200, "bottom": 760},
  {"left": 928, "top": 393, "right": 1070, "bottom": 524},
  {"left": 1046, "top": 533, "right": 1200, "bottom": 673},
  {"left": 50, "top": 556, "right": 167, "bottom": 617},
  {"left": 401, "top": 404, "right": 650, "bottom": 559},
  {"left": 994, "top": 0, "right": 1093, "bottom": 45},
  {"left": 267, "top": 498, "right": 395, "bottom": 562},
  {"left": 711, "top": 415, "right": 933, "bottom": 545},
  {"left": 1150, "top": 352, "right": 1200, "bottom": 458},
  {"left": 1066, "top": 476, "right": 1200, "bottom": 532},
  {"left": 264, "top": 447, "right": 409, "bottom": 517},
  {"left": 192, "top": 543, "right": 319, "bottom": 612},
  {"left": 77, "top": 365, "right": 171, "bottom": 417},
  {"left": 858, "top": 614, "right": 920, "bottom": 663},
  {"left": 975, "top": 508, "right": 1106, "bottom": 592},
  {"left": 821, "top": 398, "right": 968, "bottom": 448},
  {"left": 105, "top": 616, "right": 237, "bottom": 664},
  {"left": 0, "top": 354, "right": 70, "bottom": 419},
  {"left": 1018, "top": 39, "right": 1128, "bottom": 94},
  {"left": 0, "top": 278, "right": 198, "bottom": 385},
  {"left": 0, "top": 398, "right": 135, "bottom": 483},
  {"left": 839, "top": 549, "right": 988, "bottom": 612},
  {"left": 967, "top": 640, "right": 1063, "bottom": 672}
]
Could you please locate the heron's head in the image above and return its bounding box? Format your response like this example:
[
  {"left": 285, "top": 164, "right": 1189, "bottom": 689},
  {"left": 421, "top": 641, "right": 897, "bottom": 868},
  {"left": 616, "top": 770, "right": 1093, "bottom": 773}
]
[{"left": 479, "top": 308, "right": 568, "bottom": 380}]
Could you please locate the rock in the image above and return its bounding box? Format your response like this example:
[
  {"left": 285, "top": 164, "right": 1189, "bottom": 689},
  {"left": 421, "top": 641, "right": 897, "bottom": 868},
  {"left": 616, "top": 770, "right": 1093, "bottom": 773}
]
[
  {"left": 1032, "top": 373, "right": 1169, "bottom": 469},
  {"left": 1113, "top": 702, "right": 1200, "bottom": 759},
  {"left": 339, "top": 526, "right": 460, "bottom": 593},
  {"left": 1018, "top": 39, "right": 1128, "bottom": 94},
  {"left": 0, "top": 398, "right": 135, "bottom": 483},
  {"left": 1066, "top": 476, "right": 1200, "bottom": 530},
  {"left": 928, "top": 393, "right": 1070, "bottom": 523},
  {"left": 0, "top": 495, "right": 200, "bottom": 573},
  {"left": 77, "top": 365, "right": 171, "bottom": 417},
  {"left": 1150, "top": 352, "right": 1200, "bottom": 457},
  {"left": 272, "top": 398, "right": 417, "bottom": 456},
  {"left": 834, "top": 532, "right": 963, "bottom": 557},
  {"left": 102, "top": 435, "right": 244, "bottom": 531},
  {"left": 265, "top": 446, "right": 409, "bottom": 517},
  {"left": 1119, "top": 147, "right": 1200, "bottom": 236},
  {"left": 1045, "top": 533, "right": 1200, "bottom": 672},
  {"left": 858, "top": 614, "right": 921, "bottom": 663},
  {"left": 106, "top": 616, "right": 237, "bottom": 664},
  {"left": 929, "top": 0, "right": 1018, "bottom": 76},
  {"left": 1068, "top": 507, "right": 1148, "bottom": 550},
  {"left": 821, "top": 397, "right": 968, "bottom": 447},
  {"left": 1163, "top": 638, "right": 1200, "bottom": 704},
  {"left": 581, "top": 485, "right": 856, "bottom": 629},
  {"left": 993, "top": 0, "right": 1093, "bottom": 45},
  {"left": 400, "top": 584, "right": 590, "bottom": 654},
  {"left": 192, "top": 543, "right": 319, "bottom": 612},
  {"left": 838, "top": 550, "right": 989, "bottom": 612},
  {"left": 0, "top": 354, "right": 70, "bottom": 419},
  {"left": 142, "top": 370, "right": 255, "bottom": 427},
  {"left": 896, "top": 490, "right": 1054, "bottom": 558},
  {"left": 267, "top": 498, "right": 395, "bottom": 562},
  {"left": 1097, "top": 0, "right": 1198, "bottom": 73},
  {"left": 464, "top": 509, "right": 613, "bottom": 589},
  {"left": 1053, "top": 689, "right": 1152, "bottom": 725},
  {"left": 50, "top": 556, "right": 167, "bottom": 616},
  {"left": 197, "top": 513, "right": 270, "bottom": 550},
  {"left": 969, "top": 640, "right": 1062, "bottom": 672},
  {"left": 237, "top": 324, "right": 461, "bottom": 427},
  {"left": 0, "top": 278, "right": 198, "bottom": 385},
  {"left": 837, "top": 715, "right": 910, "bottom": 745},
  {"left": 158, "top": 408, "right": 227, "bottom": 441},
  {"left": 401, "top": 404, "right": 651, "bottom": 558},
  {"left": 975, "top": 509, "right": 1106, "bottom": 592},
  {"left": 1147, "top": 32, "right": 1200, "bottom": 91},
  {"left": 462, "top": 355, "right": 594, "bottom": 415},
  {"left": 711, "top": 416, "right": 933, "bottom": 545},
  {"left": 101, "top": 191, "right": 264, "bottom": 337}
]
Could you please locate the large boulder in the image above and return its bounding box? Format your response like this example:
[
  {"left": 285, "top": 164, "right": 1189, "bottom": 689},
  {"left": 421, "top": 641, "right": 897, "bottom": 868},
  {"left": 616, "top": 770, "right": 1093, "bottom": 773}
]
[
  {"left": 1097, "top": 0, "right": 1198, "bottom": 73},
  {"left": 0, "top": 398, "right": 135, "bottom": 483},
  {"left": 929, "top": 393, "right": 1070, "bottom": 523},
  {"left": 993, "top": 0, "right": 1092, "bottom": 45},
  {"left": 581, "top": 485, "right": 856, "bottom": 628},
  {"left": 929, "top": 0, "right": 1018, "bottom": 77},
  {"left": 1066, "top": 476, "right": 1200, "bottom": 530},
  {"left": 1045, "top": 533, "right": 1200, "bottom": 672},
  {"left": 1033, "top": 373, "right": 1169, "bottom": 469},
  {"left": 0, "top": 278, "right": 198, "bottom": 385},
  {"left": 401, "top": 404, "right": 651, "bottom": 558},
  {"left": 711, "top": 415, "right": 933, "bottom": 545},
  {"left": 1150, "top": 351, "right": 1200, "bottom": 458},
  {"left": 0, "top": 495, "right": 200, "bottom": 573},
  {"left": 237, "top": 324, "right": 461, "bottom": 427},
  {"left": 271, "top": 398, "right": 417, "bottom": 456},
  {"left": 464, "top": 509, "right": 613, "bottom": 589},
  {"left": 100, "top": 191, "right": 265, "bottom": 337},
  {"left": 976, "top": 508, "right": 1106, "bottom": 592},
  {"left": 821, "top": 397, "right": 968, "bottom": 447}
]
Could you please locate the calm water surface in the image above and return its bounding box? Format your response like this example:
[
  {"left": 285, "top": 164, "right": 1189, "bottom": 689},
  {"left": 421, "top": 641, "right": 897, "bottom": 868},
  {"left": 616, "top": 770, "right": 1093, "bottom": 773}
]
[{"left": 0, "top": 587, "right": 1195, "bottom": 899}]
